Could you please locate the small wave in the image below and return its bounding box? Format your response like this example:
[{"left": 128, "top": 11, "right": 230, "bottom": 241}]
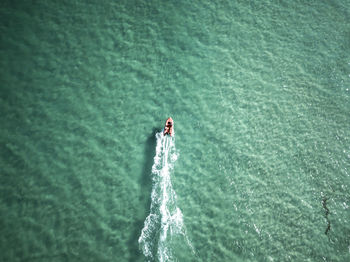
[{"left": 139, "top": 132, "right": 193, "bottom": 262}]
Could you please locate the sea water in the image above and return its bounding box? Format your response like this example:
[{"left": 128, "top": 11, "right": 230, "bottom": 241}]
[{"left": 0, "top": 0, "right": 349, "bottom": 261}]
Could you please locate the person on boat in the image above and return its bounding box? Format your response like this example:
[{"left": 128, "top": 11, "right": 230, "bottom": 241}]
[{"left": 163, "top": 117, "right": 173, "bottom": 136}]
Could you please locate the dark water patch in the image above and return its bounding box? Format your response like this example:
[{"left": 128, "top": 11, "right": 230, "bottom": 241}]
[
  {"left": 322, "top": 197, "right": 331, "bottom": 236},
  {"left": 25, "top": 253, "right": 70, "bottom": 262},
  {"left": 127, "top": 128, "right": 157, "bottom": 262}
]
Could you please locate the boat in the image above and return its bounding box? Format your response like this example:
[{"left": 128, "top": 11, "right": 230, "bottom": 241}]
[{"left": 163, "top": 117, "right": 174, "bottom": 136}]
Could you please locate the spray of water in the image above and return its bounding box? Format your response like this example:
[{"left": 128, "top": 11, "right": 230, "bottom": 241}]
[{"left": 139, "top": 132, "right": 193, "bottom": 262}]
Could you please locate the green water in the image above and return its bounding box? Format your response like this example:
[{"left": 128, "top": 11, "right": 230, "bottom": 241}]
[{"left": 1, "top": 0, "right": 350, "bottom": 261}]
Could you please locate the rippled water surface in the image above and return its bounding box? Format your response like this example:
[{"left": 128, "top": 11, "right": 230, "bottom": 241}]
[{"left": 1, "top": 0, "right": 350, "bottom": 261}]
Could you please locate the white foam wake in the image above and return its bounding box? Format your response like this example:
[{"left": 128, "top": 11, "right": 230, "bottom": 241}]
[{"left": 139, "top": 132, "right": 193, "bottom": 262}]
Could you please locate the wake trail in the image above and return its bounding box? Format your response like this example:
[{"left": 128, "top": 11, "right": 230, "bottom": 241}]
[{"left": 139, "top": 132, "right": 194, "bottom": 262}]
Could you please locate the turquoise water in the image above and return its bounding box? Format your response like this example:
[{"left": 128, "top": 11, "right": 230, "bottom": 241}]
[{"left": 1, "top": 0, "right": 350, "bottom": 261}]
